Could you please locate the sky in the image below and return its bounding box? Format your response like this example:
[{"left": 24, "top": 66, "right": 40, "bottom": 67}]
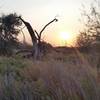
[{"left": 0, "top": 0, "right": 95, "bottom": 46}]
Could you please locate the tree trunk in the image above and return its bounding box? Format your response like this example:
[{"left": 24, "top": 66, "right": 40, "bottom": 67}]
[
  {"left": 18, "top": 17, "right": 58, "bottom": 60},
  {"left": 18, "top": 17, "right": 39, "bottom": 59}
]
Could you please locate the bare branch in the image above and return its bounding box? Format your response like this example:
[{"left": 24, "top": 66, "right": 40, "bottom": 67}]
[
  {"left": 34, "top": 30, "right": 40, "bottom": 38},
  {"left": 39, "top": 18, "right": 58, "bottom": 38}
]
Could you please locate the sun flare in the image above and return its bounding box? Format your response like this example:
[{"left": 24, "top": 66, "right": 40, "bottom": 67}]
[
  {"left": 59, "top": 32, "right": 72, "bottom": 41},
  {"left": 59, "top": 32, "right": 73, "bottom": 46}
]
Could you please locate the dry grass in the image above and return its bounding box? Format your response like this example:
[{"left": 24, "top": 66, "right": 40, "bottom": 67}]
[{"left": 0, "top": 48, "right": 99, "bottom": 100}]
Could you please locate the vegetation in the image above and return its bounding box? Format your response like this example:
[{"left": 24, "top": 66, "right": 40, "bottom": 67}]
[
  {"left": 0, "top": 1, "right": 99, "bottom": 100},
  {"left": 76, "top": 0, "right": 100, "bottom": 47},
  {"left": 0, "top": 51, "right": 99, "bottom": 100},
  {"left": 17, "top": 16, "right": 58, "bottom": 59},
  {"left": 0, "top": 13, "right": 22, "bottom": 55}
]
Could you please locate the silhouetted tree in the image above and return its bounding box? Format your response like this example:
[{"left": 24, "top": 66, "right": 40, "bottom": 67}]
[
  {"left": 17, "top": 16, "right": 38, "bottom": 59},
  {"left": 18, "top": 16, "right": 58, "bottom": 59},
  {"left": 76, "top": 0, "right": 100, "bottom": 47},
  {"left": 76, "top": 31, "right": 93, "bottom": 47},
  {"left": 0, "top": 13, "right": 22, "bottom": 55},
  {"left": 35, "top": 18, "right": 58, "bottom": 59}
]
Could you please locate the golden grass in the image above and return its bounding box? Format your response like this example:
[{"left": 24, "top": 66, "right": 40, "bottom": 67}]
[{"left": 0, "top": 49, "right": 99, "bottom": 100}]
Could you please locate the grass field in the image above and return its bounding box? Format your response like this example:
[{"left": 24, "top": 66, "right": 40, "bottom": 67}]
[{"left": 0, "top": 47, "right": 99, "bottom": 100}]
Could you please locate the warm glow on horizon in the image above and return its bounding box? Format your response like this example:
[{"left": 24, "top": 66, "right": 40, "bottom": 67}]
[
  {"left": 59, "top": 32, "right": 72, "bottom": 41},
  {"left": 59, "top": 31, "right": 74, "bottom": 46}
]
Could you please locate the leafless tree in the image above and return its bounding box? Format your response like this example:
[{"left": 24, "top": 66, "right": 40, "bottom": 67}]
[
  {"left": 18, "top": 16, "right": 58, "bottom": 59},
  {"left": 76, "top": 0, "right": 100, "bottom": 47}
]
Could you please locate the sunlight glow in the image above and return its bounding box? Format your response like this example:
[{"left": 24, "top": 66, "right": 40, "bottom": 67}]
[
  {"left": 59, "top": 32, "right": 72, "bottom": 41},
  {"left": 59, "top": 32, "right": 74, "bottom": 46}
]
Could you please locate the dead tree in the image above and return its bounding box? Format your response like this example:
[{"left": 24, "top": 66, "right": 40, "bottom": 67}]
[
  {"left": 18, "top": 16, "right": 38, "bottom": 59},
  {"left": 18, "top": 16, "right": 58, "bottom": 59},
  {"left": 35, "top": 18, "right": 58, "bottom": 58}
]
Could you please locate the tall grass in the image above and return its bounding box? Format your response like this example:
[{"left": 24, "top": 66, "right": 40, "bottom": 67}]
[{"left": 0, "top": 51, "right": 99, "bottom": 100}]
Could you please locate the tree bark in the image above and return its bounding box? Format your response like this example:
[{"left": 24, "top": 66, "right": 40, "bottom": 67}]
[
  {"left": 18, "top": 17, "right": 39, "bottom": 59},
  {"left": 18, "top": 17, "right": 58, "bottom": 60}
]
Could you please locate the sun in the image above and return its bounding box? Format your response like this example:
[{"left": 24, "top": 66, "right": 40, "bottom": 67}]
[
  {"left": 59, "top": 31, "right": 73, "bottom": 46},
  {"left": 59, "top": 32, "right": 72, "bottom": 41}
]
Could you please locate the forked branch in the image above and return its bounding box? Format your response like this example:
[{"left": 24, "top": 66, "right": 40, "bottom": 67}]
[{"left": 39, "top": 18, "right": 58, "bottom": 38}]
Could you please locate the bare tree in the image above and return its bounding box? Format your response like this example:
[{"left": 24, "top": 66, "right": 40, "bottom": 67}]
[
  {"left": 76, "top": 31, "right": 94, "bottom": 47},
  {"left": 18, "top": 16, "right": 58, "bottom": 59},
  {"left": 35, "top": 18, "right": 58, "bottom": 59},
  {"left": 76, "top": 0, "right": 100, "bottom": 47}
]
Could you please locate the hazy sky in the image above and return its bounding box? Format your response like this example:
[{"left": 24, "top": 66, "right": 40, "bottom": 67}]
[{"left": 0, "top": 0, "right": 95, "bottom": 46}]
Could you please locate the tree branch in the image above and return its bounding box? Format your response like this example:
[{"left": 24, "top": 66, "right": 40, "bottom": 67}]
[
  {"left": 39, "top": 18, "right": 58, "bottom": 38},
  {"left": 34, "top": 30, "right": 40, "bottom": 39}
]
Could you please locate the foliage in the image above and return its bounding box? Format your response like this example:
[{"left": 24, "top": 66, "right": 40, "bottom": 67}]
[
  {"left": 0, "top": 13, "right": 22, "bottom": 55},
  {"left": 76, "top": 0, "right": 100, "bottom": 47},
  {"left": 0, "top": 56, "right": 27, "bottom": 79}
]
